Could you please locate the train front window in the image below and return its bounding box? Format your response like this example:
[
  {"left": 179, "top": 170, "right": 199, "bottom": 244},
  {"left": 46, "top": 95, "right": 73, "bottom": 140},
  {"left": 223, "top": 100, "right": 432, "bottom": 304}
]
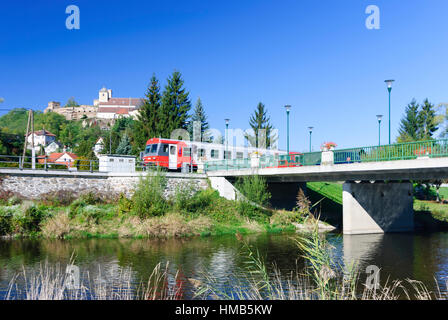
[{"left": 145, "top": 144, "right": 158, "bottom": 154}]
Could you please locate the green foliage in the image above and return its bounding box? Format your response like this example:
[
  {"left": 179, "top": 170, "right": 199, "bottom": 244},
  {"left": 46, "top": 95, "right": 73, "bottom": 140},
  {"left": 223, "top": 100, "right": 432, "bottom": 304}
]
[
  {"left": 132, "top": 172, "right": 168, "bottom": 218},
  {"left": 181, "top": 188, "right": 220, "bottom": 213},
  {"left": 134, "top": 74, "right": 162, "bottom": 149},
  {"left": 65, "top": 97, "right": 79, "bottom": 108},
  {"left": 270, "top": 210, "right": 305, "bottom": 226},
  {"left": 117, "top": 193, "right": 133, "bottom": 215},
  {"left": 116, "top": 133, "right": 132, "bottom": 155},
  {"left": 414, "top": 183, "right": 437, "bottom": 201},
  {"left": 171, "top": 181, "right": 199, "bottom": 212},
  {"left": 398, "top": 99, "right": 439, "bottom": 143},
  {"left": 235, "top": 175, "right": 271, "bottom": 207},
  {"left": 418, "top": 99, "right": 439, "bottom": 140},
  {"left": 188, "top": 97, "right": 209, "bottom": 139},
  {"left": 245, "top": 102, "right": 276, "bottom": 148},
  {"left": 9, "top": 204, "right": 49, "bottom": 234},
  {"left": 158, "top": 71, "right": 191, "bottom": 138},
  {"left": 398, "top": 99, "right": 420, "bottom": 142}
]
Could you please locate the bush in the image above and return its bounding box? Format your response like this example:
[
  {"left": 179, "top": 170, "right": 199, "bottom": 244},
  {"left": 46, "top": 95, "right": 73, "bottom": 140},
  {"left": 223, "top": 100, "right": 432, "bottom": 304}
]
[
  {"left": 132, "top": 172, "right": 168, "bottom": 218},
  {"left": 183, "top": 188, "right": 220, "bottom": 213},
  {"left": 11, "top": 204, "right": 49, "bottom": 233},
  {"left": 237, "top": 201, "right": 270, "bottom": 223},
  {"left": 171, "top": 181, "right": 199, "bottom": 212},
  {"left": 0, "top": 208, "right": 13, "bottom": 235},
  {"left": 270, "top": 210, "right": 305, "bottom": 226},
  {"left": 8, "top": 195, "right": 22, "bottom": 206},
  {"left": 414, "top": 183, "right": 437, "bottom": 200},
  {"left": 117, "top": 193, "right": 133, "bottom": 216},
  {"left": 235, "top": 176, "right": 271, "bottom": 207}
]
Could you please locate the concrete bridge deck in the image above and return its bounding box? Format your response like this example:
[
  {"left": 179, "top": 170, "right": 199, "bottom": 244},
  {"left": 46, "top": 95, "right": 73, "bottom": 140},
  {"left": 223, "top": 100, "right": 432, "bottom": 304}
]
[{"left": 206, "top": 157, "right": 448, "bottom": 182}]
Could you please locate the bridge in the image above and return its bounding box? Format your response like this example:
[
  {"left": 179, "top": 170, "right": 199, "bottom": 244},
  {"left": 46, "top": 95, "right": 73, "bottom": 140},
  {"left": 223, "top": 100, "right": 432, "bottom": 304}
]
[
  {"left": 204, "top": 139, "right": 448, "bottom": 235},
  {"left": 1, "top": 139, "right": 447, "bottom": 235}
]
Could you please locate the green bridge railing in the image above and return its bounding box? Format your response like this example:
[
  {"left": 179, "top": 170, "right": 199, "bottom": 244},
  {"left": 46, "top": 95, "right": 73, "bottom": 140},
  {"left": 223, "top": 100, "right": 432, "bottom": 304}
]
[{"left": 204, "top": 139, "right": 448, "bottom": 172}]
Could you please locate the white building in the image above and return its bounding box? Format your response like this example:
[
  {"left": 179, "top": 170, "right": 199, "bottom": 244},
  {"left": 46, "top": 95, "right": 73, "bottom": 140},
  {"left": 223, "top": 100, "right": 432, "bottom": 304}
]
[
  {"left": 44, "top": 141, "right": 62, "bottom": 155},
  {"left": 94, "top": 87, "right": 143, "bottom": 120},
  {"left": 26, "top": 129, "right": 56, "bottom": 150},
  {"left": 93, "top": 137, "right": 105, "bottom": 156}
]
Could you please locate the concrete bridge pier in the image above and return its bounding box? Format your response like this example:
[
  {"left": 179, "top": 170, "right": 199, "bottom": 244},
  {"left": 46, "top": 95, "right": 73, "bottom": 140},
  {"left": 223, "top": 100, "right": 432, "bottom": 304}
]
[{"left": 343, "top": 181, "right": 414, "bottom": 235}]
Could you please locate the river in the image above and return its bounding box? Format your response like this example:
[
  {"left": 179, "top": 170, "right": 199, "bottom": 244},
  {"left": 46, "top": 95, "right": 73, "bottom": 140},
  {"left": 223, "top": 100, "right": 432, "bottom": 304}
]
[{"left": 0, "top": 231, "right": 447, "bottom": 299}]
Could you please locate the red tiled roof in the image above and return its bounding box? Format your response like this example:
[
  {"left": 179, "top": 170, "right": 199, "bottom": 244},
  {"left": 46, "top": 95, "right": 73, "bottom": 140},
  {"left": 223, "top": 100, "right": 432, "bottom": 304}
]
[
  {"left": 26, "top": 129, "right": 56, "bottom": 137},
  {"left": 98, "top": 98, "right": 143, "bottom": 106},
  {"left": 37, "top": 152, "right": 78, "bottom": 167},
  {"left": 97, "top": 107, "right": 135, "bottom": 114}
]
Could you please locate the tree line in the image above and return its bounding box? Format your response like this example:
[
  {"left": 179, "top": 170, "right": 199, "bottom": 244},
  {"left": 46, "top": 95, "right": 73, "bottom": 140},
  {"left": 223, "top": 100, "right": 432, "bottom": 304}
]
[{"left": 0, "top": 70, "right": 276, "bottom": 158}]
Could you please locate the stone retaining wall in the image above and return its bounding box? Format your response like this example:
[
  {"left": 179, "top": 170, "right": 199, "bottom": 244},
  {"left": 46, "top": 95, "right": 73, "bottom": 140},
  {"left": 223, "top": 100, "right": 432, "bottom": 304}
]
[{"left": 0, "top": 172, "right": 208, "bottom": 200}]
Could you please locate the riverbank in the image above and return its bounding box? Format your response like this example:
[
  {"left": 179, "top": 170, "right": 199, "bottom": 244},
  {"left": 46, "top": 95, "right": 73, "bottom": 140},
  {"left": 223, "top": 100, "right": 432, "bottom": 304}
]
[
  {"left": 307, "top": 181, "right": 448, "bottom": 229},
  {"left": 0, "top": 174, "right": 312, "bottom": 239}
]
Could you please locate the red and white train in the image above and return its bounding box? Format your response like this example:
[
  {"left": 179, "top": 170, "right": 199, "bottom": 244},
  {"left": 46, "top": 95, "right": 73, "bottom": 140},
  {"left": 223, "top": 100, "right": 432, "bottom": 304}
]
[{"left": 142, "top": 137, "right": 286, "bottom": 171}]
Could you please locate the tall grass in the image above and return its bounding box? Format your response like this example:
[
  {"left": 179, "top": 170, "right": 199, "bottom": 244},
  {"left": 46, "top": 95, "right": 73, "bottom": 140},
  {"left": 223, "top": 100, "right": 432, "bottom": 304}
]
[{"left": 5, "top": 260, "right": 182, "bottom": 300}]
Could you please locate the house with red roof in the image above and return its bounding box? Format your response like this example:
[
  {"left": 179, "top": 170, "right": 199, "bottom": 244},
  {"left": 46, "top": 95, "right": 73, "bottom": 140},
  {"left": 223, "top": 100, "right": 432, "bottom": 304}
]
[{"left": 38, "top": 152, "right": 78, "bottom": 167}]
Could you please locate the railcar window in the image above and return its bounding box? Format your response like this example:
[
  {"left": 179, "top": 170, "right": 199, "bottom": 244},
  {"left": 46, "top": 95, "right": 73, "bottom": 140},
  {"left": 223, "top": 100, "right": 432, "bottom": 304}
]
[
  {"left": 184, "top": 147, "right": 191, "bottom": 156},
  {"left": 211, "top": 149, "right": 219, "bottom": 159},
  {"left": 236, "top": 152, "right": 244, "bottom": 159},
  {"left": 224, "top": 151, "right": 232, "bottom": 159},
  {"left": 199, "top": 148, "right": 206, "bottom": 157},
  {"left": 170, "top": 146, "right": 176, "bottom": 155}
]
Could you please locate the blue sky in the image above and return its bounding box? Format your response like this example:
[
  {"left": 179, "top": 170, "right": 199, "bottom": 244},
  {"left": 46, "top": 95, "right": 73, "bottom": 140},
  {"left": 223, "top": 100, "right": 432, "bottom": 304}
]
[{"left": 1, "top": 0, "right": 448, "bottom": 152}]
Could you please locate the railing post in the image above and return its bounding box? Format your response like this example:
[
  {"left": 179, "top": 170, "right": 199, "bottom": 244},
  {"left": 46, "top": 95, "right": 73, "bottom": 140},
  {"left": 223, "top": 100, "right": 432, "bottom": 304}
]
[
  {"left": 90, "top": 160, "right": 93, "bottom": 173},
  {"left": 44, "top": 156, "right": 48, "bottom": 171}
]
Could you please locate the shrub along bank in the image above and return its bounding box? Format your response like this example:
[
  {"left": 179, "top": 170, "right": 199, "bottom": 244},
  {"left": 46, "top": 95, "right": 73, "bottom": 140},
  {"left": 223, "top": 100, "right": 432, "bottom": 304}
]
[{"left": 0, "top": 173, "right": 310, "bottom": 239}]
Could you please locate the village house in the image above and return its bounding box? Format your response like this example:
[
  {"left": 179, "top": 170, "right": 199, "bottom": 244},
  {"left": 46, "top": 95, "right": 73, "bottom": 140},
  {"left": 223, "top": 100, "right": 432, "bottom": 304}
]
[
  {"left": 38, "top": 152, "right": 78, "bottom": 167},
  {"left": 26, "top": 129, "right": 56, "bottom": 150}
]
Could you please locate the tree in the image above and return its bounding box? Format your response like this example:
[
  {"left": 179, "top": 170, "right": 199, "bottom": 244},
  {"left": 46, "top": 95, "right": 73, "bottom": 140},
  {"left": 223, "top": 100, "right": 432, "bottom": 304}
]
[
  {"left": 397, "top": 99, "right": 420, "bottom": 142},
  {"left": 188, "top": 97, "right": 209, "bottom": 140},
  {"left": 158, "top": 71, "right": 191, "bottom": 139},
  {"left": 134, "top": 74, "right": 162, "bottom": 148},
  {"left": 116, "top": 133, "right": 132, "bottom": 155},
  {"left": 65, "top": 97, "right": 79, "bottom": 108},
  {"left": 417, "top": 99, "right": 438, "bottom": 140},
  {"left": 245, "top": 102, "right": 275, "bottom": 148}
]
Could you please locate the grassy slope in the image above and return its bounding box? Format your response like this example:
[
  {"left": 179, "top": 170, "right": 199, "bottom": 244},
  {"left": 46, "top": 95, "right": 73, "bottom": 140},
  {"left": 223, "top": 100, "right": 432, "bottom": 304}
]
[
  {"left": 307, "top": 182, "right": 342, "bottom": 205},
  {"left": 308, "top": 182, "right": 448, "bottom": 225}
]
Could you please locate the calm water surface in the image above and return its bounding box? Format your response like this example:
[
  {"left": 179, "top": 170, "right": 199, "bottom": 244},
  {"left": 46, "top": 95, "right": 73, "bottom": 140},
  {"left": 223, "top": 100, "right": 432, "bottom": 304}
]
[{"left": 0, "top": 231, "right": 447, "bottom": 299}]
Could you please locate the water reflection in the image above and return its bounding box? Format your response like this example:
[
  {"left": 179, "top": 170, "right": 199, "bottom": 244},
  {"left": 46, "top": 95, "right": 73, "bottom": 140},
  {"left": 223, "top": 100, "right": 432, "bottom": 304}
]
[{"left": 0, "top": 231, "right": 447, "bottom": 299}]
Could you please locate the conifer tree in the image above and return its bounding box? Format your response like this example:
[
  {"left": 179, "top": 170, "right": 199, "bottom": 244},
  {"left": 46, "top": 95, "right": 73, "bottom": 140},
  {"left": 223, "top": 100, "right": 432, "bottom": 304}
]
[
  {"left": 116, "top": 132, "right": 132, "bottom": 155},
  {"left": 188, "top": 97, "right": 209, "bottom": 140},
  {"left": 134, "top": 74, "right": 162, "bottom": 147},
  {"left": 417, "top": 99, "right": 438, "bottom": 140},
  {"left": 398, "top": 99, "right": 420, "bottom": 142},
  {"left": 159, "top": 71, "right": 191, "bottom": 139},
  {"left": 245, "top": 102, "right": 275, "bottom": 148}
]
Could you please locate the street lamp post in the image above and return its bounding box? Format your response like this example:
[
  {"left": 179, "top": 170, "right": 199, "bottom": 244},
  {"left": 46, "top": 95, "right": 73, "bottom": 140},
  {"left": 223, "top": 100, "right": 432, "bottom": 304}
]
[
  {"left": 225, "top": 119, "right": 230, "bottom": 159},
  {"left": 385, "top": 79, "right": 395, "bottom": 145},
  {"left": 376, "top": 115, "right": 383, "bottom": 146},
  {"left": 308, "top": 127, "right": 314, "bottom": 152},
  {"left": 284, "top": 105, "right": 291, "bottom": 154}
]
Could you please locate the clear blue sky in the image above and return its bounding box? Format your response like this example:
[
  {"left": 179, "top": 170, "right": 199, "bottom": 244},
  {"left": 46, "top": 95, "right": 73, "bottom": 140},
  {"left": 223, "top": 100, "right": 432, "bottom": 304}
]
[{"left": 1, "top": 0, "right": 448, "bottom": 152}]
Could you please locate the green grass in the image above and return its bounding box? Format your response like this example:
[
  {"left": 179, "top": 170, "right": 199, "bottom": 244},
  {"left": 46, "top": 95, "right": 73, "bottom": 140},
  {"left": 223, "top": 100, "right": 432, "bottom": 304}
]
[{"left": 307, "top": 182, "right": 342, "bottom": 205}]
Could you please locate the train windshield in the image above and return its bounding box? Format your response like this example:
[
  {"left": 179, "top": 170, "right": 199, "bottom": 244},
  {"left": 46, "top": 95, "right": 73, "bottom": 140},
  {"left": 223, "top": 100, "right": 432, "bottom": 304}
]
[{"left": 145, "top": 144, "right": 158, "bottom": 154}]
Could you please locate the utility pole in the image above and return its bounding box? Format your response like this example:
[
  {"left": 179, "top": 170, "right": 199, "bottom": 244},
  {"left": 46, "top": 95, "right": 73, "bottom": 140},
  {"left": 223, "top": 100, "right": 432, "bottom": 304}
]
[
  {"left": 21, "top": 110, "right": 31, "bottom": 169},
  {"left": 31, "top": 110, "right": 35, "bottom": 169}
]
